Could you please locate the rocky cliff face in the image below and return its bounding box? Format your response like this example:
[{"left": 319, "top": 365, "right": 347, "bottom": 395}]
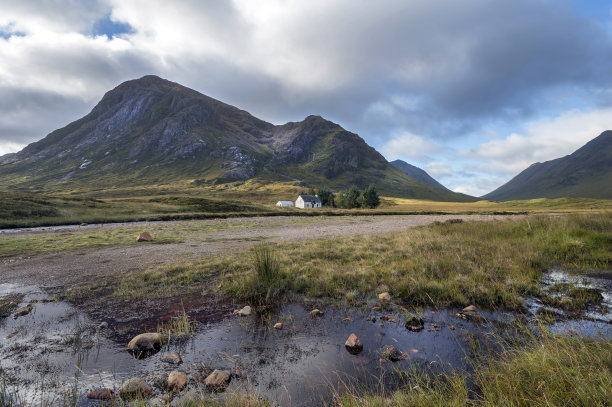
[{"left": 0, "top": 75, "right": 475, "bottom": 202}]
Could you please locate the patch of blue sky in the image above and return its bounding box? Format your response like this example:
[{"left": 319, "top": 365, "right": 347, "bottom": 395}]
[
  {"left": 0, "top": 23, "right": 25, "bottom": 40},
  {"left": 92, "top": 13, "right": 133, "bottom": 38},
  {"left": 571, "top": 0, "right": 612, "bottom": 23}
]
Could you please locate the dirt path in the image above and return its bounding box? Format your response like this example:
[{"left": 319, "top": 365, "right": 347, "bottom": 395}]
[{"left": 1, "top": 214, "right": 518, "bottom": 287}]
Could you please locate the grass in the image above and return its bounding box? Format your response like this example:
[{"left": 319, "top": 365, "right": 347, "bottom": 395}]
[
  {"left": 336, "top": 331, "right": 612, "bottom": 406},
  {"left": 110, "top": 212, "right": 611, "bottom": 314},
  {"left": 157, "top": 307, "right": 196, "bottom": 345}
]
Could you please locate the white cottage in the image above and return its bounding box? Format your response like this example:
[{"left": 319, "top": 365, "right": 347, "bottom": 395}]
[
  {"left": 276, "top": 201, "right": 294, "bottom": 207},
  {"left": 295, "top": 195, "right": 322, "bottom": 208}
]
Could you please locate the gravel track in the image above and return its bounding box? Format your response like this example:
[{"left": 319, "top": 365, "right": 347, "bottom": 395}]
[{"left": 0, "top": 214, "right": 518, "bottom": 287}]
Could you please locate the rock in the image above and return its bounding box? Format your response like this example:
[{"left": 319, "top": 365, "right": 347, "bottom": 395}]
[
  {"left": 127, "top": 332, "right": 163, "bottom": 353},
  {"left": 380, "top": 315, "right": 397, "bottom": 323},
  {"left": 137, "top": 232, "right": 153, "bottom": 242},
  {"left": 462, "top": 305, "right": 477, "bottom": 313},
  {"left": 274, "top": 322, "right": 283, "bottom": 330},
  {"left": 448, "top": 325, "right": 456, "bottom": 330},
  {"left": 366, "top": 316, "right": 376, "bottom": 322},
  {"left": 428, "top": 323, "right": 441, "bottom": 332},
  {"left": 168, "top": 371, "right": 187, "bottom": 391},
  {"left": 204, "top": 369, "right": 231, "bottom": 390},
  {"left": 237, "top": 306, "right": 252, "bottom": 316},
  {"left": 161, "top": 352, "right": 183, "bottom": 365},
  {"left": 310, "top": 309, "right": 324, "bottom": 317},
  {"left": 87, "top": 389, "right": 114, "bottom": 400},
  {"left": 405, "top": 315, "right": 424, "bottom": 332},
  {"left": 342, "top": 317, "right": 353, "bottom": 322},
  {"left": 345, "top": 333, "right": 363, "bottom": 353},
  {"left": 98, "top": 321, "right": 109, "bottom": 329},
  {"left": 13, "top": 304, "right": 33, "bottom": 319},
  {"left": 378, "top": 292, "right": 391, "bottom": 302},
  {"left": 119, "top": 377, "right": 152, "bottom": 400},
  {"left": 381, "top": 345, "right": 405, "bottom": 362}
]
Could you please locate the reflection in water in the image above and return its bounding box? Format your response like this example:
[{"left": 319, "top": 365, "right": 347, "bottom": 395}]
[{"left": 0, "top": 278, "right": 610, "bottom": 406}]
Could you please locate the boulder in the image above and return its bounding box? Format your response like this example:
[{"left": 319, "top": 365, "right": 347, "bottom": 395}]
[
  {"left": 345, "top": 333, "right": 363, "bottom": 353},
  {"left": 127, "top": 332, "right": 163, "bottom": 352},
  {"left": 378, "top": 292, "right": 391, "bottom": 302},
  {"left": 119, "top": 377, "right": 152, "bottom": 400},
  {"left": 161, "top": 352, "right": 183, "bottom": 365},
  {"left": 405, "top": 315, "right": 424, "bottom": 332},
  {"left": 87, "top": 389, "right": 114, "bottom": 400},
  {"left": 274, "top": 322, "right": 283, "bottom": 330},
  {"left": 237, "top": 306, "right": 252, "bottom": 316},
  {"left": 204, "top": 369, "right": 231, "bottom": 390},
  {"left": 381, "top": 345, "right": 405, "bottom": 362},
  {"left": 137, "top": 232, "right": 153, "bottom": 242},
  {"left": 168, "top": 371, "right": 187, "bottom": 391}
]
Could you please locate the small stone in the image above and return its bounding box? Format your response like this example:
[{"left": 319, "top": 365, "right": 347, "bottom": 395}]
[
  {"left": 127, "top": 333, "right": 163, "bottom": 353},
  {"left": 98, "top": 321, "right": 109, "bottom": 329},
  {"left": 366, "top": 316, "right": 376, "bottom": 322},
  {"left": 310, "top": 309, "right": 324, "bottom": 317},
  {"left": 87, "top": 389, "right": 114, "bottom": 400},
  {"left": 168, "top": 371, "right": 187, "bottom": 391},
  {"left": 137, "top": 232, "right": 153, "bottom": 242},
  {"left": 411, "top": 349, "right": 418, "bottom": 353},
  {"left": 235, "top": 367, "right": 244, "bottom": 377},
  {"left": 379, "top": 323, "right": 384, "bottom": 327},
  {"left": 381, "top": 345, "right": 405, "bottom": 362},
  {"left": 448, "top": 325, "right": 456, "bottom": 330},
  {"left": 378, "top": 292, "right": 391, "bottom": 302},
  {"left": 119, "top": 378, "right": 152, "bottom": 400},
  {"left": 380, "top": 315, "right": 397, "bottom": 323},
  {"left": 405, "top": 315, "right": 425, "bottom": 332},
  {"left": 342, "top": 317, "right": 353, "bottom": 322},
  {"left": 274, "top": 322, "right": 283, "bottom": 330},
  {"left": 462, "top": 305, "right": 477, "bottom": 313},
  {"left": 161, "top": 352, "right": 183, "bottom": 365},
  {"left": 13, "top": 304, "right": 33, "bottom": 319},
  {"left": 204, "top": 369, "right": 231, "bottom": 390},
  {"left": 237, "top": 306, "right": 252, "bottom": 316},
  {"left": 345, "top": 333, "right": 363, "bottom": 353}
]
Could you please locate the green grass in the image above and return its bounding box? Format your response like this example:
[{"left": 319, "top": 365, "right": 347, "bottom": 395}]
[
  {"left": 336, "top": 332, "right": 612, "bottom": 406},
  {"left": 112, "top": 212, "right": 611, "bottom": 312},
  {"left": 157, "top": 307, "right": 196, "bottom": 345}
]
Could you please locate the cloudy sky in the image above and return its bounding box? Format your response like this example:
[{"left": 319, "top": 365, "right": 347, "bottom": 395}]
[{"left": 1, "top": 0, "right": 612, "bottom": 196}]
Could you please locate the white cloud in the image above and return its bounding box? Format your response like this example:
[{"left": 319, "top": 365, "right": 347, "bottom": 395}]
[
  {"left": 461, "top": 107, "right": 612, "bottom": 174},
  {"left": 0, "top": 142, "right": 25, "bottom": 156},
  {"left": 380, "top": 132, "right": 437, "bottom": 161},
  {"left": 425, "top": 162, "right": 453, "bottom": 177}
]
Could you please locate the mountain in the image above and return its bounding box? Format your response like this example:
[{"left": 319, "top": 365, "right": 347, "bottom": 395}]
[
  {"left": 0, "top": 75, "right": 475, "bottom": 202},
  {"left": 483, "top": 131, "right": 612, "bottom": 201},
  {"left": 390, "top": 160, "right": 448, "bottom": 190}
]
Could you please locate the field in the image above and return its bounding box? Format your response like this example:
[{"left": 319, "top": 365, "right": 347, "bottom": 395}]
[{"left": 0, "top": 195, "right": 610, "bottom": 405}]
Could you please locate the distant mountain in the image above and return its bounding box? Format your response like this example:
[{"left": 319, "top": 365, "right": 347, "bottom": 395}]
[
  {"left": 483, "top": 131, "right": 612, "bottom": 201},
  {"left": 390, "top": 160, "right": 448, "bottom": 190},
  {"left": 0, "top": 75, "right": 475, "bottom": 202}
]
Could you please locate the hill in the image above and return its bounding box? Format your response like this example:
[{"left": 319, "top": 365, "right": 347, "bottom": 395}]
[
  {"left": 390, "top": 160, "right": 448, "bottom": 190},
  {"left": 483, "top": 131, "right": 612, "bottom": 201},
  {"left": 0, "top": 75, "right": 474, "bottom": 202}
]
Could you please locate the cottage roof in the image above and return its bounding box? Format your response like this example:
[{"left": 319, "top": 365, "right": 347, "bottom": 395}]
[{"left": 298, "top": 195, "right": 321, "bottom": 203}]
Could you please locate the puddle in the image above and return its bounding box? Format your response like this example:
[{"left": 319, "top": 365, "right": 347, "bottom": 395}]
[
  {"left": 526, "top": 268, "right": 612, "bottom": 332},
  {"left": 1, "top": 277, "right": 611, "bottom": 406}
]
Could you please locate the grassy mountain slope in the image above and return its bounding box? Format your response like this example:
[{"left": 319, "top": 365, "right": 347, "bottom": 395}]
[
  {"left": 0, "top": 75, "right": 474, "bottom": 201},
  {"left": 390, "top": 159, "right": 448, "bottom": 190},
  {"left": 483, "top": 131, "right": 612, "bottom": 201}
]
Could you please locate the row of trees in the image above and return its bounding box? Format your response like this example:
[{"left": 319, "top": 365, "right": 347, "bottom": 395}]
[{"left": 300, "top": 185, "right": 380, "bottom": 209}]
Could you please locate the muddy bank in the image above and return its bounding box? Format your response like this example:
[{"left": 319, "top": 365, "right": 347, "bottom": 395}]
[{"left": 1, "top": 273, "right": 610, "bottom": 406}]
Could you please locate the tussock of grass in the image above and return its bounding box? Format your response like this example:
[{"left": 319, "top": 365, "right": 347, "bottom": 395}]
[
  {"left": 157, "top": 308, "right": 195, "bottom": 345},
  {"left": 114, "top": 213, "right": 611, "bottom": 310},
  {"left": 337, "top": 332, "right": 612, "bottom": 407}
]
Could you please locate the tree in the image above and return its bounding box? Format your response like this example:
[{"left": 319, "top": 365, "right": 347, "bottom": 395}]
[
  {"left": 300, "top": 187, "right": 316, "bottom": 196},
  {"left": 362, "top": 184, "right": 380, "bottom": 208},
  {"left": 342, "top": 185, "right": 361, "bottom": 208},
  {"left": 318, "top": 188, "right": 335, "bottom": 207}
]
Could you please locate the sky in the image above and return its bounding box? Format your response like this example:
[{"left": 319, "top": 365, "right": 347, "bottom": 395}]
[{"left": 1, "top": 0, "right": 612, "bottom": 196}]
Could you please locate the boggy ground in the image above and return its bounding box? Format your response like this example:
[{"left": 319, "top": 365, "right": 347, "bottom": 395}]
[{"left": 0, "top": 212, "right": 611, "bottom": 406}]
